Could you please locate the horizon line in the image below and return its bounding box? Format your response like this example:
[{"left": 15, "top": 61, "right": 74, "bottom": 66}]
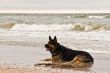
[{"left": 0, "top": 9, "right": 110, "bottom": 14}]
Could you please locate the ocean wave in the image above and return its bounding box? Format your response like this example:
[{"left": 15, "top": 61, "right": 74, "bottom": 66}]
[
  {"left": 72, "top": 23, "right": 110, "bottom": 31},
  {"left": 1, "top": 23, "right": 110, "bottom": 32},
  {"left": 11, "top": 23, "right": 72, "bottom": 31},
  {"left": 105, "top": 15, "right": 110, "bottom": 18},
  {"left": 0, "top": 23, "right": 15, "bottom": 30}
]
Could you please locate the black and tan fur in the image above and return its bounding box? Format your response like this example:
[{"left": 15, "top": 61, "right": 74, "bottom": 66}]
[{"left": 36, "top": 36, "right": 94, "bottom": 68}]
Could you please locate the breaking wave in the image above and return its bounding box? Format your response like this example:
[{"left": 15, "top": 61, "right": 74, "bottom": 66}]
[
  {"left": 0, "top": 23, "right": 109, "bottom": 32},
  {"left": 10, "top": 23, "right": 72, "bottom": 31},
  {"left": 0, "top": 23, "right": 15, "bottom": 30},
  {"left": 72, "top": 23, "right": 110, "bottom": 31}
]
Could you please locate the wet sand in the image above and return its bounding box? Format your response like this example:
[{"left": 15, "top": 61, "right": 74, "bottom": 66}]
[{"left": 0, "top": 44, "right": 109, "bottom": 73}]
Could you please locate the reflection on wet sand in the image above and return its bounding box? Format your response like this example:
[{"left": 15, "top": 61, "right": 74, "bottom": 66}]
[{"left": 35, "top": 60, "right": 93, "bottom": 70}]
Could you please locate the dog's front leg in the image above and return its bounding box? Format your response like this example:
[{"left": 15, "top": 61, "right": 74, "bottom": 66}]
[{"left": 42, "top": 58, "right": 53, "bottom": 61}]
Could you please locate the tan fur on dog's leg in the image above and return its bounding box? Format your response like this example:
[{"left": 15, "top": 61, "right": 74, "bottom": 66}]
[
  {"left": 70, "top": 55, "right": 87, "bottom": 68},
  {"left": 41, "top": 58, "right": 53, "bottom": 61}
]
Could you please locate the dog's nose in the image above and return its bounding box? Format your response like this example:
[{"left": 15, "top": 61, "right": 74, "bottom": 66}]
[{"left": 45, "top": 44, "right": 49, "bottom": 48}]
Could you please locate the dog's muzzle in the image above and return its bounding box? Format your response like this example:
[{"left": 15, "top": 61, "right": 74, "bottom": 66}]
[{"left": 45, "top": 44, "right": 52, "bottom": 51}]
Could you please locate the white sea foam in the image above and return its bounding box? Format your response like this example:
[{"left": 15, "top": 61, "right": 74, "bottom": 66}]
[
  {"left": 11, "top": 23, "right": 72, "bottom": 31},
  {"left": 2, "top": 23, "right": 109, "bottom": 32}
]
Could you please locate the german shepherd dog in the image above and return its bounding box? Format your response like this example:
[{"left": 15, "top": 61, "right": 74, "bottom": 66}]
[{"left": 36, "top": 36, "right": 94, "bottom": 68}]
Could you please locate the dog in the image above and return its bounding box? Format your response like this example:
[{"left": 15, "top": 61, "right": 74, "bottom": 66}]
[{"left": 44, "top": 36, "right": 94, "bottom": 68}]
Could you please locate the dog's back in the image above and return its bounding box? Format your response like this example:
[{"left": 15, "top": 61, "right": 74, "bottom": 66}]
[{"left": 58, "top": 45, "right": 94, "bottom": 63}]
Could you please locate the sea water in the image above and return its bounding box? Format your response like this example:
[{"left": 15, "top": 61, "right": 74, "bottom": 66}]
[{"left": 0, "top": 13, "right": 110, "bottom": 53}]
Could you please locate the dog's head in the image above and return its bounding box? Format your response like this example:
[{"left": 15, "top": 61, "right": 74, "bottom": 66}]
[{"left": 45, "top": 36, "right": 59, "bottom": 53}]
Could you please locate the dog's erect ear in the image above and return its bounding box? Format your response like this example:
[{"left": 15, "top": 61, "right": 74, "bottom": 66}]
[
  {"left": 53, "top": 36, "right": 57, "bottom": 43},
  {"left": 49, "top": 36, "right": 52, "bottom": 41}
]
